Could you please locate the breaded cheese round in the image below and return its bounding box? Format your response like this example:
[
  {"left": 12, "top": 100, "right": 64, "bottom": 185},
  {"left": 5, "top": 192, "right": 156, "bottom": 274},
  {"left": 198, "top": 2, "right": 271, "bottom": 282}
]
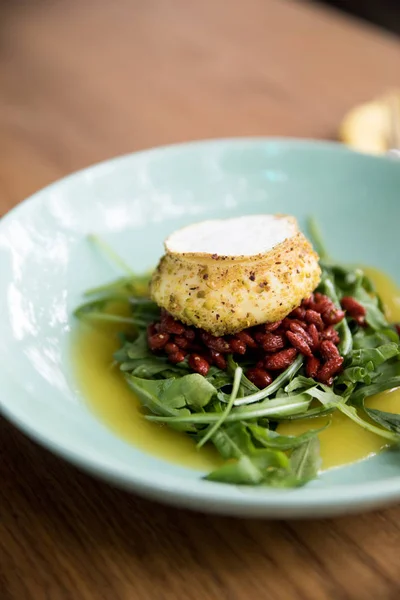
[{"left": 150, "top": 215, "right": 321, "bottom": 336}]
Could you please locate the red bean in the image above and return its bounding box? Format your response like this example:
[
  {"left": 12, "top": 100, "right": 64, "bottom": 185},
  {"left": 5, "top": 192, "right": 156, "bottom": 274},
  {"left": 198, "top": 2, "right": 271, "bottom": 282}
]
[
  {"left": 308, "top": 297, "right": 334, "bottom": 314},
  {"left": 320, "top": 340, "right": 340, "bottom": 361},
  {"left": 147, "top": 323, "right": 156, "bottom": 337},
  {"left": 354, "top": 315, "right": 367, "bottom": 327},
  {"left": 209, "top": 350, "right": 227, "bottom": 370},
  {"left": 322, "top": 308, "right": 345, "bottom": 326},
  {"left": 305, "top": 310, "right": 324, "bottom": 330},
  {"left": 160, "top": 313, "right": 186, "bottom": 335},
  {"left": 149, "top": 296, "right": 346, "bottom": 381},
  {"left": 317, "top": 357, "right": 344, "bottom": 383},
  {"left": 200, "top": 332, "right": 230, "bottom": 353},
  {"left": 320, "top": 326, "right": 340, "bottom": 345},
  {"left": 169, "top": 351, "right": 186, "bottom": 364},
  {"left": 306, "top": 356, "right": 320, "bottom": 379},
  {"left": 289, "top": 307, "right": 306, "bottom": 319},
  {"left": 229, "top": 338, "right": 247, "bottom": 355},
  {"left": 302, "top": 294, "right": 315, "bottom": 308},
  {"left": 286, "top": 331, "right": 313, "bottom": 357},
  {"left": 174, "top": 335, "right": 190, "bottom": 349},
  {"left": 257, "top": 333, "right": 286, "bottom": 353},
  {"left": 165, "top": 342, "right": 179, "bottom": 354},
  {"left": 341, "top": 296, "right": 366, "bottom": 317},
  {"left": 183, "top": 328, "right": 196, "bottom": 341},
  {"left": 264, "top": 320, "right": 282, "bottom": 332},
  {"left": 188, "top": 354, "right": 210, "bottom": 376},
  {"left": 236, "top": 330, "right": 258, "bottom": 348},
  {"left": 264, "top": 348, "right": 298, "bottom": 370},
  {"left": 307, "top": 323, "right": 320, "bottom": 350},
  {"left": 148, "top": 332, "right": 170, "bottom": 350},
  {"left": 289, "top": 321, "right": 314, "bottom": 346},
  {"left": 246, "top": 368, "right": 273, "bottom": 389}
]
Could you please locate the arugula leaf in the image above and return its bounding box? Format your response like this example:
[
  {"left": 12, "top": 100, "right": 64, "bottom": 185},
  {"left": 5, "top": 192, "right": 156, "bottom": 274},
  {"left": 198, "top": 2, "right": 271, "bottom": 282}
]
[
  {"left": 146, "top": 394, "right": 312, "bottom": 425},
  {"left": 294, "top": 384, "right": 343, "bottom": 406},
  {"left": 310, "top": 386, "right": 400, "bottom": 442},
  {"left": 351, "top": 344, "right": 399, "bottom": 368},
  {"left": 205, "top": 366, "right": 233, "bottom": 390},
  {"left": 84, "top": 275, "right": 150, "bottom": 300},
  {"left": 233, "top": 355, "right": 303, "bottom": 406},
  {"left": 285, "top": 376, "right": 316, "bottom": 394},
  {"left": 336, "top": 365, "right": 375, "bottom": 386},
  {"left": 74, "top": 299, "right": 142, "bottom": 326},
  {"left": 364, "top": 407, "right": 400, "bottom": 435},
  {"left": 162, "top": 374, "right": 217, "bottom": 410},
  {"left": 248, "top": 421, "right": 329, "bottom": 450},
  {"left": 351, "top": 285, "right": 389, "bottom": 330},
  {"left": 227, "top": 355, "right": 258, "bottom": 392},
  {"left": 204, "top": 449, "right": 290, "bottom": 486},
  {"left": 197, "top": 367, "right": 243, "bottom": 448},
  {"left": 122, "top": 358, "right": 175, "bottom": 378},
  {"left": 129, "top": 297, "right": 159, "bottom": 315},
  {"left": 211, "top": 423, "right": 255, "bottom": 459},
  {"left": 351, "top": 376, "right": 400, "bottom": 405},
  {"left": 118, "top": 332, "right": 149, "bottom": 359},
  {"left": 87, "top": 234, "right": 136, "bottom": 276},
  {"left": 307, "top": 217, "right": 329, "bottom": 260},
  {"left": 204, "top": 455, "right": 265, "bottom": 485},
  {"left": 338, "top": 404, "right": 400, "bottom": 442},
  {"left": 115, "top": 333, "right": 186, "bottom": 379},
  {"left": 251, "top": 448, "right": 290, "bottom": 471},
  {"left": 125, "top": 375, "right": 190, "bottom": 421},
  {"left": 290, "top": 437, "right": 321, "bottom": 482},
  {"left": 126, "top": 373, "right": 217, "bottom": 416},
  {"left": 277, "top": 405, "right": 335, "bottom": 420},
  {"left": 352, "top": 328, "right": 399, "bottom": 350},
  {"left": 319, "top": 274, "right": 353, "bottom": 356}
]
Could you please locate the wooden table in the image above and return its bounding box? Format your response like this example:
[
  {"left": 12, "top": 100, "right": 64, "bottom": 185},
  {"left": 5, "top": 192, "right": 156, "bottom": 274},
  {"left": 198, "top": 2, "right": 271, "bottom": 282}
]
[{"left": 1, "top": 1, "right": 400, "bottom": 598}]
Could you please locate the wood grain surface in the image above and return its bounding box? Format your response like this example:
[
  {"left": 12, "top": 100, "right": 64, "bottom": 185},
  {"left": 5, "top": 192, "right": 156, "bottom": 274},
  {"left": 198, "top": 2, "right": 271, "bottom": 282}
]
[{"left": 1, "top": 1, "right": 400, "bottom": 598}]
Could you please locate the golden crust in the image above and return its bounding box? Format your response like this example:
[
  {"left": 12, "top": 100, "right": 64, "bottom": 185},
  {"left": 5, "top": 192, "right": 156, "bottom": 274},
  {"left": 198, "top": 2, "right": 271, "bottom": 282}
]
[{"left": 150, "top": 226, "right": 321, "bottom": 336}]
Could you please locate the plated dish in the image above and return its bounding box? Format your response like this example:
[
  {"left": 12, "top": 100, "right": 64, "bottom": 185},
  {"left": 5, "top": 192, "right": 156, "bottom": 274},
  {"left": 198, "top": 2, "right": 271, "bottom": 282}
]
[
  {"left": 0, "top": 139, "right": 399, "bottom": 517},
  {"left": 73, "top": 215, "right": 400, "bottom": 488}
]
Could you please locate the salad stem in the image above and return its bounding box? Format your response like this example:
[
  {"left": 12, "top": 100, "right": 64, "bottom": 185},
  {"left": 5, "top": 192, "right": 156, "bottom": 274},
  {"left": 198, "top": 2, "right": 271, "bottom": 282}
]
[
  {"left": 233, "top": 356, "right": 303, "bottom": 406},
  {"left": 88, "top": 234, "right": 135, "bottom": 276},
  {"left": 197, "top": 367, "right": 243, "bottom": 448}
]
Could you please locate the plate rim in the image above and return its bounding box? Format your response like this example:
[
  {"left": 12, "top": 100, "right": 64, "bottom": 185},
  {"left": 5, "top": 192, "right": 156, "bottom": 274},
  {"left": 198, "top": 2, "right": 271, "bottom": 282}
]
[
  {"left": 1, "top": 135, "right": 398, "bottom": 227},
  {"left": 1, "top": 137, "right": 399, "bottom": 517}
]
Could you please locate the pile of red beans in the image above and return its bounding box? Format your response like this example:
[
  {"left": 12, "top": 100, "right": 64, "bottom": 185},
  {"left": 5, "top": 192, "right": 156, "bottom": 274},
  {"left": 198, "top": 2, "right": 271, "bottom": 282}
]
[{"left": 147, "top": 293, "right": 368, "bottom": 387}]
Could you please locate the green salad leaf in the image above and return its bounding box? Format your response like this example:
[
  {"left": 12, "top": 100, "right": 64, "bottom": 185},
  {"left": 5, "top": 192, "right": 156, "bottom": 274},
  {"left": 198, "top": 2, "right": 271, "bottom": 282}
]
[
  {"left": 363, "top": 407, "right": 400, "bottom": 435},
  {"left": 290, "top": 437, "right": 321, "bottom": 483},
  {"left": 247, "top": 422, "right": 329, "bottom": 450},
  {"left": 74, "top": 224, "right": 400, "bottom": 488},
  {"left": 211, "top": 423, "right": 255, "bottom": 459}
]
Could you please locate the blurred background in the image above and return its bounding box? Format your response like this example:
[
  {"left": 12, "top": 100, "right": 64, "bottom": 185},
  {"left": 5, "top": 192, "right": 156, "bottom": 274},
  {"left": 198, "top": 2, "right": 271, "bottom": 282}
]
[
  {"left": 0, "top": 0, "right": 399, "bottom": 204},
  {"left": 1, "top": 2, "right": 400, "bottom": 599}
]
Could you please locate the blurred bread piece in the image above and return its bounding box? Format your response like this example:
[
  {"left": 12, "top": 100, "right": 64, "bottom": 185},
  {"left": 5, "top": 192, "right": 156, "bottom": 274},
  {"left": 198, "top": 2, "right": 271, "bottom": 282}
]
[{"left": 339, "top": 90, "right": 400, "bottom": 154}]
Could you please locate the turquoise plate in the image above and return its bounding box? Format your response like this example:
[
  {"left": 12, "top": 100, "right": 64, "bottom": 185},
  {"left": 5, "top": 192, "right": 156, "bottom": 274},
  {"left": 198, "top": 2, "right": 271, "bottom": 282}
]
[{"left": 1, "top": 139, "right": 399, "bottom": 518}]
